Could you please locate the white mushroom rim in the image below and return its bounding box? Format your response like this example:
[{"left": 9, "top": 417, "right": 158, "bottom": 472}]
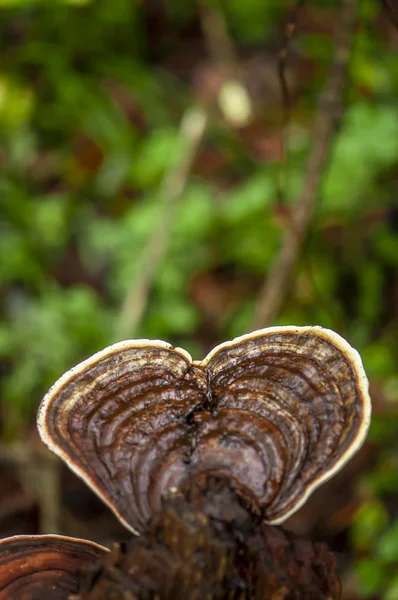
[
  {"left": 37, "top": 325, "right": 372, "bottom": 533},
  {"left": 0, "top": 533, "right": 109, "bottom": 552}
]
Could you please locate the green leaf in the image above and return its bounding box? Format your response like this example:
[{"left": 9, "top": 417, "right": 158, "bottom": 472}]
[
  {"left": 132, "top": 128, "right": 181, "bottom": 188},
  {"left": 221, "top": 171, "right": 275, "bottom": 224},
  {"left": 354, "top": 558, "right": 387, "bottom": 598},
  {"left": 322, "top": 103, "right": 398, "bottom": 213},
  {"left": 351, "top": 500, "right": 389, "bottom": 551},
  {"left": 173, "top": 182, "right": 215, "bottom": 241},
  {"left": 376, "top": 520, "right": 398, "bottom": 564},
  {"left": 31, "top": 195, "right": 69, "bottom": 250},
  {"left": 384, "top": 574, "right": 398, "bottom": 600}
]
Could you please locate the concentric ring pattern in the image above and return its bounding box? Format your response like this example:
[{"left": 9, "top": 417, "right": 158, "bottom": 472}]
[
  {"left": 0, "top": 535, "right": 107, "bottom": 600},
  {"left": 37, "top": 326, "right": 371, "bottom": 534}
]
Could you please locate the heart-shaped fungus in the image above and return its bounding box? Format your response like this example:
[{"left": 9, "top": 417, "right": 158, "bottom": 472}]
[
  {"left": 37, "top": 326, "right": 371, "bottom": 535},
  {"left": 0, "top": 535, "right": 107, "bottom": 600}
]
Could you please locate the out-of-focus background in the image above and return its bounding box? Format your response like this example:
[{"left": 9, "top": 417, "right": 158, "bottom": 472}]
[{"left": 0, "top": 0, "right": 397, "bottom": 598}]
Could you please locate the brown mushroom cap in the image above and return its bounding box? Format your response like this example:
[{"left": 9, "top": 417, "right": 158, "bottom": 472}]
[
  {"left": 0, "top": 534, "right": 107, "bottom": 599},
  {"left": 37, "top": 326, "right": 371, "bottom": 534}
]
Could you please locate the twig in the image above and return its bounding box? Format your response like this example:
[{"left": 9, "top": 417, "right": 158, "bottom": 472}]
[
  {"left": 197, "top": 1, "right": 253, "bottom": 126},
  {"left": 252, "top": 0, "right": 358, "bottom": 329},
  {"left": 382, "top": 0, "right": 398, "bottom": 31},
  {"left": 114, "top": 107, "right": 208, "bottom": 341},
  {"left": 197, "top": 1, "right": 238, "bottom": 72},
  {"left": 0, "top": 442, "right": 61, "bottom": 533},
  {"left": 35, "top": 452, "right": 61, "bottom": 533},
  {"left": 276, "top": 0, "right": 305, "bottom": 199}
]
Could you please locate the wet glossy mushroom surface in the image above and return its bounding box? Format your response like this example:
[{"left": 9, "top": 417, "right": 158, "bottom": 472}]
[
  {"left": 0, "top": 535, "right": 107, "bottom": 600},
  {"left": 37, "top": 326, "right": 371, "bottom": 534}
]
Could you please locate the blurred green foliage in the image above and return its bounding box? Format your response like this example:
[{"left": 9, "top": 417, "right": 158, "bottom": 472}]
[{"left": 0, "top": 0, "right": 397, "bottom": 598}]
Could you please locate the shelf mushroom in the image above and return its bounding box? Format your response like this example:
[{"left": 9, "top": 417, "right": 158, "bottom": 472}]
[
  {"left": 37, "top": 325, "right": 371, "bottom": 534},
  {"left": 0, "top": 535, "right": 107, "bottom": 599},
  {"left": 0, "top": 326, "right": 371, "bottom": 598}
]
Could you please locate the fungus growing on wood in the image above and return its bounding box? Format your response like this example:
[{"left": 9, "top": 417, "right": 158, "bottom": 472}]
[
  {"left": 0, "top": 326, "right": 371, "bottom": 599},
  {"left": 37, "top": 325, "right": 371, "bottom": 534},
  {"left": 72, "top": 480, "right": 343, "bottom": 600},
  {"left": 0, "top": 535, "right": 107, "bottom": 599}
]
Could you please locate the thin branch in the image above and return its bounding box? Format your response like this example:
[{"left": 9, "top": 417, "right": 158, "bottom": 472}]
[
  {"left": 276, "top": 0, "right": 305, "bottom": 200},
  {"left": 252, "top": 0, "right": 358, "bottom": 330},
  {"left": 197, "top": 1, "right": 253, "bottom": 126},
  {"left": 114, "top": 107, "right": 208, "bottom": 341},
  {"left": 0, "top": 442, "right": 61, "bottom": 533},
  {"left": 36, "top": 452, "right": 61, "bottom": 534},
  {"left": 382, "top": 0, "right": 398, "bottom": 31},
  {"left": 197, "top": 1, "right": 239, "bottom": 72}
]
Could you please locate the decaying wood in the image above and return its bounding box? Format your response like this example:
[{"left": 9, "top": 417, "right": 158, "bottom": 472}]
[{"left": 74, "top": 478, "right": 341, "bottom": 600}]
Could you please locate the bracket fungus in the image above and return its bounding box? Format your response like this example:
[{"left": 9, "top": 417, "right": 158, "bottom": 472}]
[
  {"left": 0, "top": 326, "right": 371, "bottom": 599},
  {"left": 37, "top": 325, "right": 371, "bottom": 534},
  {"left": 0, "top": 535, "right": 107, "bottom": 599}
]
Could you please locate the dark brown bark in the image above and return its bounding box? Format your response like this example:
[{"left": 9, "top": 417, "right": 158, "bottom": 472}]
[{"left": 75, "top": 478, "right": 341, "bottom": 600}]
